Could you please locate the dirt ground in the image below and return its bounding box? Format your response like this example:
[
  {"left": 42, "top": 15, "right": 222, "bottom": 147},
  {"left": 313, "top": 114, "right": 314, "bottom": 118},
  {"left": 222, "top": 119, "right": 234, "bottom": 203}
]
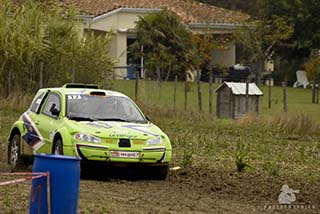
[{"left": 1, "top": 142, "right": 319, "bottom": 214}]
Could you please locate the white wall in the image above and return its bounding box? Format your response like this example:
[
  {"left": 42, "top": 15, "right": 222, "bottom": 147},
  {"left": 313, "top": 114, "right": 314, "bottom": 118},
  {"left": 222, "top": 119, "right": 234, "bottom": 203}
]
[{"left": 87, "top": 10, "right": 237, "bottom": 73}]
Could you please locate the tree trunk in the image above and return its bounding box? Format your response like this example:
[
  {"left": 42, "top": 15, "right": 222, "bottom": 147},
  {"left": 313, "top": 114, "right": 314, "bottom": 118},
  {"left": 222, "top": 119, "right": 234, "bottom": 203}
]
[
  {"left": 196, "top": 67, "right": 202, "bottom": 112},
  {"left": 39, "top": 61, "right": 44, "bottom": 89},
  {"left": 103, "top": 69, "right": 109, "bottom": 89},
  {"left": 158, "top": 79, "right": 162, "bottom": 100},
  {"left": 255, "top": 60, "right": 263, "bottom": 86},
  {"left": 72, "top": 67, "right": 75, "bottom": 83},
  {"left": 6, "top": 64, "right": 13, "bottom": 97}
]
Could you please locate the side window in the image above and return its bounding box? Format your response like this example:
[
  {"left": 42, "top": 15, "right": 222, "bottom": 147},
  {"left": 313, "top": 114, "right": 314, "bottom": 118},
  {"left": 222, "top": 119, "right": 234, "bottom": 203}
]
[
  {"left": 42, "top": 93, "right": 61, "bottom": 118},
  {"left": 30, "top": 92, "right": 47, "bottom": 113}
]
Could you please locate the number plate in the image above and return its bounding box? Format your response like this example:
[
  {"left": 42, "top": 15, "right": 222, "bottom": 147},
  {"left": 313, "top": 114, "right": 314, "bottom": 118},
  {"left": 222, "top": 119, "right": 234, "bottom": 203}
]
[{"left": 110, "top": 151, "right": 139, "bottom": 158}]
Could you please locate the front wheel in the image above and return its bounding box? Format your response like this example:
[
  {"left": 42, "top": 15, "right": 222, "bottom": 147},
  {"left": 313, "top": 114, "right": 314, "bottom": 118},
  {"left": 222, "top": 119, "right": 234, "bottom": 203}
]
[
  {"left": 53, "top": 138, "right": 63, "bottom": 155},
  {"left": 8, "top": 134, "right": 26, "bottom": 171},
  {"left": 148, "top": 165, "right": 169, "bottom": 180}
]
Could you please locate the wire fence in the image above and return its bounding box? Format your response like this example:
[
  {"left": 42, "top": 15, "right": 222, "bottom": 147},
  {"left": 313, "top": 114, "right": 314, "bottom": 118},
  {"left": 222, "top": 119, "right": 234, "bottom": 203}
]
[{"left": 0, "top": 172, "right": 49, "bottom": 213}]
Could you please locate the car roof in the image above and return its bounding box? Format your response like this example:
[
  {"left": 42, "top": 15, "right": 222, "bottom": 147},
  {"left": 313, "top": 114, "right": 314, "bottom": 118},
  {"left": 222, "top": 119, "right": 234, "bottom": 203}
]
[{"left": 37, "top": 85, "right": 128, "bottom": 98}]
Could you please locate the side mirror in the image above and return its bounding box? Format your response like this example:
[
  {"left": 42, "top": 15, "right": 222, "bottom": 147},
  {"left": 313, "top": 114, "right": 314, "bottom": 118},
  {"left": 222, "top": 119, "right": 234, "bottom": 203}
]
[
  {"left": 50, "top": 104, "right": 60, "bottom": 116},
  {"left": 145, "top": 115, "right": 151, "bottom": 122}
]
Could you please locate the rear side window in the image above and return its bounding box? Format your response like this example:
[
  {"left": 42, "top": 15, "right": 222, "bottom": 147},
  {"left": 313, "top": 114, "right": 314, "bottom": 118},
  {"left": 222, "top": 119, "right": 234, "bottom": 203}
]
[
  {"left": 42, "top": 93, "right": 61, "bottom": 118},
  {"left": 30, "top": 92, "right": 47, "bottom": 113}
]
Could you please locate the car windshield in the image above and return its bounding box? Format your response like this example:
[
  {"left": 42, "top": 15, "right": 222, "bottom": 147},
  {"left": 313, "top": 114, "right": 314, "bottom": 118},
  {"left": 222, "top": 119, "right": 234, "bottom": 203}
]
[{"left": 66, "top": 94, "right": 146, "bottom": 123}]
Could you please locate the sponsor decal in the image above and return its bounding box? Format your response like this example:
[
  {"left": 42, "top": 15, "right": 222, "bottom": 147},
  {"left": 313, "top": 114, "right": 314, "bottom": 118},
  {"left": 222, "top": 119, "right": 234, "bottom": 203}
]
[
  {"left": 49, "top": 131, "right": 55, "bottom": 140},
  {"left": 110, "top": 151, "right": 139, "bottom": 158},
  {"left": 121, "top": 124, "right": 158, "bottom": 137},
  {"left": 86, "top": 121, "right": 111, "bottom": 129},
  {"left": 75, "top": 143, "right": 109, "bottom": 159},
  {"left": 22, "top": 112, "right": 45, "bottom": 151},
  {"left": 67, "top": 95, "right": 82, "bottom": 100},
  {"left": 109, "top": 130, "right": 137, "bottom": 138}
]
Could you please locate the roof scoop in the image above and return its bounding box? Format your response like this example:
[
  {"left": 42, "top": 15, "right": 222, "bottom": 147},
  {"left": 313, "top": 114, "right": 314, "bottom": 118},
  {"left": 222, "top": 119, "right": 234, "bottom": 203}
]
[
  {"left": 90, "top": 91, "right": 106, "bottom": 96},
  {"left": 63, "top": 83, "right": 99, "bottom": 89}
]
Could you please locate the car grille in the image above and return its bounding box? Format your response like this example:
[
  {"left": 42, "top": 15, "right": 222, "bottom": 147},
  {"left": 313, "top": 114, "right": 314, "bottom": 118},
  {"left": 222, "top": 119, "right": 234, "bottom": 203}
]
[{"left": 119, "top": 138, "right": 131, "bottom": 147}]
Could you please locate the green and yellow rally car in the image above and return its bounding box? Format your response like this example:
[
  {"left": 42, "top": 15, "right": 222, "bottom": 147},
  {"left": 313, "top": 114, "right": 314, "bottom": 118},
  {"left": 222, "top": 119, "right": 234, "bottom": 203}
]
[{"left": 8, "top": 84, "right": 172, "bottom": 179}]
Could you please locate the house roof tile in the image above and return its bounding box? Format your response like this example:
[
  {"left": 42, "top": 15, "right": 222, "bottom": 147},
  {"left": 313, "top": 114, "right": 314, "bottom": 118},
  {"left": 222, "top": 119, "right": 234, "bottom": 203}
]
[{"left": 62, "top": 0, "right": 249, "bottom": 25}]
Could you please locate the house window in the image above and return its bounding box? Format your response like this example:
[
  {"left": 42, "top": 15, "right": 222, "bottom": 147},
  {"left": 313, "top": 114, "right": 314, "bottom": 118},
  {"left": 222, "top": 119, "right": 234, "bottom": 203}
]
[{"left": 127, "top": 37, "right": 144, "bottom": 78}]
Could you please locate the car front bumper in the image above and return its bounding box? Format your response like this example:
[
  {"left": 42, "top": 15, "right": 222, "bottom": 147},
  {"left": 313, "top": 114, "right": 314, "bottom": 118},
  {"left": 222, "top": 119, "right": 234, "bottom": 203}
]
[{"left": 63, "top": 143, "right": 172, "bottom": 164}]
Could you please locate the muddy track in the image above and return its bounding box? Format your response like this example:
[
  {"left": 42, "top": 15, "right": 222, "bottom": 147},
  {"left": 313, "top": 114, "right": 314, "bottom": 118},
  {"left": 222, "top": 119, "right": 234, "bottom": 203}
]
[
  {"left": 1, "top": 142, "right": 319, "bottom": 213},
  {"left": 77, "top": 167, "right": 320, "bottom": 214}
]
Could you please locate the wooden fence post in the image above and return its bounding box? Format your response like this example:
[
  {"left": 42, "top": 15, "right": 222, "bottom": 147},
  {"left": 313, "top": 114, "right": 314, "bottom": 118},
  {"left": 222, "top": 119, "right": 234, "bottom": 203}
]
[
  {"left": 135, "top": 69, "right": 139, "bottom": 102},
  {"left": 282, "top": 81, "right": 287, "bottom": 112},
  {"left": 268, "top": 76, "right": 271, "bottom": 108},
  {"left": 209, "top": 73, "right": 213, "bottom": 115},
  {"left": 197, "top": 69, "right": 202, "bottom": 112},
  {"left": 174, "top": 75, "right": 177, "bottom": 111},
  {"left": 316, "top": 83, "right": 319, "bottom": 104},
  {"left": 312, "top": 78, "right": 316, "bottom": 103},
  {"left": 184, "top": 71, "right": 188, "bottom": 110},
  {"left": 245, "top": 80, "right": 249, "bottom": 112}
]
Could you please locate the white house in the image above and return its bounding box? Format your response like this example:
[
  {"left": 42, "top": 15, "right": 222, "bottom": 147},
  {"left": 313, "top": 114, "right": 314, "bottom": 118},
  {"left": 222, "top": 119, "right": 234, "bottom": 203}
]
[{"left": 63, "top": 0, "right": 249, "bottom": 78}]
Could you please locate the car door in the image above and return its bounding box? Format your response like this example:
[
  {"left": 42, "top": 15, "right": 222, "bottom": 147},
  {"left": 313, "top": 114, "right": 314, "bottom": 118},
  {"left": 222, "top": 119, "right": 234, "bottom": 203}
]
[
  {"left": 22, "top": 91, "right": 49, "bottom": 155},
  {"left": 35, "top": 92, "right": 62, "bottom": 154}
]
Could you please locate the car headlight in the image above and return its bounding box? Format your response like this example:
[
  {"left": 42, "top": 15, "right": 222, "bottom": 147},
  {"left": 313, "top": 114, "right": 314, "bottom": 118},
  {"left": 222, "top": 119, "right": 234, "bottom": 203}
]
[
  {"left": 73, "top": 133, "right": 101, "bottom": 144},
  {"left": 146, "top": 136, "right": 163, "bottom": 145}
]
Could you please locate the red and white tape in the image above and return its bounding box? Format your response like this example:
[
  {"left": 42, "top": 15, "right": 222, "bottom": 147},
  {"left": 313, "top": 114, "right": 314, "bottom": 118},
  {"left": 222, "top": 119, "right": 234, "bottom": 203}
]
[{"left": 0, "top": 172, "right": 48, "bottom": 186}]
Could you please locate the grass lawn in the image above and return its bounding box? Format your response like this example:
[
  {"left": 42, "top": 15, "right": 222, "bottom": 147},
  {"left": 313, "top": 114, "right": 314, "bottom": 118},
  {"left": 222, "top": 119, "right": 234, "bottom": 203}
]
[
  {"left": 111, "top": 80, "right": 320, "bottom": 120},
  {"left": 0, "top": 81, "right": 320, "bottom": 212},
  {"left": 0, "top": 80, "right": 319, "bottom": 181}
]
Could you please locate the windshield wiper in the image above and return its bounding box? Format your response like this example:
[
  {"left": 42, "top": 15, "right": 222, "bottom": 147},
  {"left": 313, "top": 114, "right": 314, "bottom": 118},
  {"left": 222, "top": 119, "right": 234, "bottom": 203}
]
[
  {"left": 68, "top": 116, "right": 97, "bottom": 121},
  {"left": 97, "top": 118, "right": 148, "bottom": 123},
  {"left": 96, "top": 118, "right": 129, "bottom": 122}
]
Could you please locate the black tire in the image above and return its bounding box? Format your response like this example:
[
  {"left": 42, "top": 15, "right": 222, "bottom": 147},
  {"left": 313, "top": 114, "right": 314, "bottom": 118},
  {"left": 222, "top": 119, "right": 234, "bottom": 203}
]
[
  {"left": 151, "top": 165, "right": 169, "bottom": 180},
  {"left": 53, "top": 138, "right": 63, "bottom": 155},
  {"left": 8, "top": 134, "right": 26, "bottom": 171}
]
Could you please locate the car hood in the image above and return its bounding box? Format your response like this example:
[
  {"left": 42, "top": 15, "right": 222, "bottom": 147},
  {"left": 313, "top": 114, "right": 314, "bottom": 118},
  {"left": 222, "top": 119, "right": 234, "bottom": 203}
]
[{"left": 67, "top": 119, "right": 165, "bottom": 140}]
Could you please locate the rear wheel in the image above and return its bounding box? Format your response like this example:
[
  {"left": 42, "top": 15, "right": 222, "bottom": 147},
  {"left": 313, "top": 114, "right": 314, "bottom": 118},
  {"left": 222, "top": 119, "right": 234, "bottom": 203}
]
[
  {"left": 8, "top": 134, "right": 26, "bottom": 171},
  {"left": 53, "top": 138, "right": 63, "bottom": 155}
]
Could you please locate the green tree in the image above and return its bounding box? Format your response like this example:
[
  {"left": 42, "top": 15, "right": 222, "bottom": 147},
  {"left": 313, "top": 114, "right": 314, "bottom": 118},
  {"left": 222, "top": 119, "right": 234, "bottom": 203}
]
[
  {"left": 130, "top": 9, "right": 194, "bottom": 99},
  {"left": 235, "top": 16, "right": 293, "bottom": 85}
]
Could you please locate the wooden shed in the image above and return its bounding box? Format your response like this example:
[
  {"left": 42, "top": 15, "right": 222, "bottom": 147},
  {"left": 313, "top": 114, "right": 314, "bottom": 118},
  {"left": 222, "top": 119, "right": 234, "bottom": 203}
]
[{"left": 216, "top": 82, "right": 263, "bottom": 119}]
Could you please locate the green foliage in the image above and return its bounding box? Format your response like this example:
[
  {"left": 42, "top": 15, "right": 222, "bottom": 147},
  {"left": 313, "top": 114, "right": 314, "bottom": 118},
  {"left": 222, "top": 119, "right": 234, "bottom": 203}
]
[
  {"left": 182, "top": 143, "right": 194, "bottom": 168},
  {"left": 235, "top": 139, "right": 251, "bottom": 172},
  {"left": 304, "top": 55, "right": 320, "bottom": 80},
  {"left": 131, "top": 9, "right": 193, "bottom": 81},
  {"left": 234, "top": 15, "right": 293, "bottom": 85},
  {"left": 235, "top": 17, "right": 293, "bottom": 63},
  {"left": 0, "top": 0, "right": 114, "bottom": 95}
]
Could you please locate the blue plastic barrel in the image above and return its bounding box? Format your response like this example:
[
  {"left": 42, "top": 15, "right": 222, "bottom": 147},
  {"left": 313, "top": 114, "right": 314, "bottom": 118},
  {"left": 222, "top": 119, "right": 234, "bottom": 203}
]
[{"left": 30, "top": 154, "right": 81, "bottom": 214}]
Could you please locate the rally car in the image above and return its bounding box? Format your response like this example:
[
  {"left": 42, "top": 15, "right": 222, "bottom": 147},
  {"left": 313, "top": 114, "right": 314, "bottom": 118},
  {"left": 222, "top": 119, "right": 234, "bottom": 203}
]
[{"left": 8, "top": 83, "right": 172, "bottom": 179}]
